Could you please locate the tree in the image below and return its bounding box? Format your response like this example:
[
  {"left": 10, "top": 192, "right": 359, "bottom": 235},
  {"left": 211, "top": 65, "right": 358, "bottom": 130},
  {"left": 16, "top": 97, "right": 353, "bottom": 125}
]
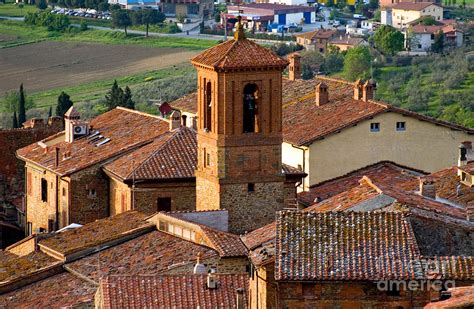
[
  {"left": 343, "top": 46, "right": 372, "bottom": 81},
  {"left": 12, "top": 111, "right": 19, "bottom": 129},
  {"left": 18, "top": 84, "right": 26, "bottom": 126},
  {"left": 368, "top": 0, "right": 379, "bottom": 10},
  {"left": 105, "top": 80, "right": 124, "bottom": 110},
  {"left": 431, "top": 30, "right": 445, "bottom": 53},
  {"left": 56, "top": 91, "right": 73, "bottom": 117},
  {"left": 301, "top": 64, "right": 314, "bottom": 80},
  {"left": 37, "top": 0, "right": 47, "bottom": 10},
  {"left": 323, "top": 51, "right": 344, "bottom": 74},
  {"left": 48, "top": 106, "right": 52, "bottom": 118},
  {"left": 123, "top": 86, "right": 135, "bottom": 109},
  {"left": 420, "top": 16, "right": 437, "bottom": 26},
  {"left": 373, "top": 25, "right": 404, "bottom": 55},
  {"left": 132, "top": 9, "right": 165, "bottom": 37},
  {"left": 112, "top": 9, "right": 132, "bottom": 36}
]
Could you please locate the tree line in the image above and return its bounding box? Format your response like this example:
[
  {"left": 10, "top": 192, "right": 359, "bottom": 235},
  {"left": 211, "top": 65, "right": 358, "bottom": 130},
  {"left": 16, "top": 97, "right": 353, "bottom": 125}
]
[{"left": 112, "top": 8, "right": 165, "bottom": 37}]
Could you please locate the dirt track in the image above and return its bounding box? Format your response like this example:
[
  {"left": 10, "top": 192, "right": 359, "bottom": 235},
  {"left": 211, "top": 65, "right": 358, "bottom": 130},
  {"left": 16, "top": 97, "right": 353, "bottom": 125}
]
[{"left": 0, "top": 41, "right": 198, "bottom": 94}]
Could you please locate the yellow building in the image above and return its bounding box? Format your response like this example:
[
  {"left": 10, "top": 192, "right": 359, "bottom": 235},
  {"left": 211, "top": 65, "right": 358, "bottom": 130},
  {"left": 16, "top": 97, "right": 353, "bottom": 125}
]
[
  {"left": 391, "top": 2, "right": 443, "bottom": 29},
  {"left": 319, "top": 0, "right": 356, "bottom": 6},
  {"left": 281, "top": 76, "right": 473, "bottom": 189}
]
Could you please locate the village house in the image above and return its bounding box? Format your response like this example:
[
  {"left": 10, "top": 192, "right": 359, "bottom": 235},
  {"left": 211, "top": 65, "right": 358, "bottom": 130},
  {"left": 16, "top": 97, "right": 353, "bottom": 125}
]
[
  {"left": 295, "top": 29, "right": 337, "bottom": 53},
  {"left": 405, "top": 23, "right": 463, "bottom": 52},
  {"left": 385, "top": 2, "right": 443, "bottom": 29},
  {"left": 329, "top": 34, "right": 368, "bottom": 51}
]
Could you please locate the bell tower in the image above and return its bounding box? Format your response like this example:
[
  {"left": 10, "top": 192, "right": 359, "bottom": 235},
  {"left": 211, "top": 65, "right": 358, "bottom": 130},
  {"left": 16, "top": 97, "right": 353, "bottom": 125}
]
[{"left": 191, "top": 19, "right": 289, "bottom": 234}]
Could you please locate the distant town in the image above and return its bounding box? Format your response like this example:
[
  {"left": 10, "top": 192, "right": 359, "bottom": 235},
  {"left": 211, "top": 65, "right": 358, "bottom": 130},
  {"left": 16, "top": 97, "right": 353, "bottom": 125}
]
[{"left": 0, "top": 0, "right": 473, "bottom": 307}]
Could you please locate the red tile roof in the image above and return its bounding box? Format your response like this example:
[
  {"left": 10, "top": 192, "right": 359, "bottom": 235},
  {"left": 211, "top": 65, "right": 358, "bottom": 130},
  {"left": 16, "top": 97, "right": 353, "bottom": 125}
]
[
  {"left": 192, "top": 37, "right": 288, "bottom": 71},
  {"left": 98, "top": 274, "right": 249, "bottom": 309},
  {"left": 275, "top": 211, "right": 421, "bottom": 281},
  {"left": 411, "top": 24, "right": 445, "bottom": 34},
  {"left": 104, "top": 127, "right": 197, "bottom": 181},
  {"left": 392, "top": 2, "right": 441, "bottom": 10},
  {"left": 169, "top": 92, "right": 198, "bottom": 114},
  {"left": 329, "top": 35, "right": 366, "bottom": 46},
  {"left": 421, "top": 256, "right": 473, "bottom": 280},
  {"left": 0, "top": 251, "right": 61, "bottom": 284},
  {"left": 299, "top": 161, "right": 424, "bottom": 206},
  {"left": 424, "top": 286, "right": 474, "bottom": 309},
  {"left": 296, "top": 29, "right": 337, "bottom": 40},
  {"left": 66, "top": 230, "right": 219, "bottom": 283},
  {"left": 241, "top": 223, "right": 276, "bottom": 267},
  {"left": 0, "top": 272, "right": 96, "bottom": 308},
  {"left": 458, "top": 161, "right": 474, "bottom": 175},
  {"left": 17, "top": 108, "right": 169, "bottom": 176},
  {"left": 39, "top": 211, "right": 153, "bottom": 257}
]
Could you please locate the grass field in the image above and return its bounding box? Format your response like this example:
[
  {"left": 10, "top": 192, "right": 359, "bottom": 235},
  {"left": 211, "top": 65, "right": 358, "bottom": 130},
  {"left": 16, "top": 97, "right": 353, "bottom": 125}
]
[
  {"left": 0, "top": 20, "right": 218, "bottom": 49},
  {"left": 0, "top": 3, "right": 36, "bottom": 17}
]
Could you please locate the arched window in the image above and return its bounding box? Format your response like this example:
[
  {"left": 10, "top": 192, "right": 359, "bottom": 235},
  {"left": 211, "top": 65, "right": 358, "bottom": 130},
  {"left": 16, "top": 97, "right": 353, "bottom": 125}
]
[
  {"left": 204, "top": 81, "right": 212, "bottom": 132},
  {"left": 243, "top": 83, "right": 259, "bottom": 133}
]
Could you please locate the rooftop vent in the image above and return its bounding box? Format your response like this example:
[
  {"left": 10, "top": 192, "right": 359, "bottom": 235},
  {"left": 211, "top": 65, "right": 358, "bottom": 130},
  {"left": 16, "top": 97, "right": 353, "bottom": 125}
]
[{"left": 207, "top": 273, "right": 217, "bottom": 289}]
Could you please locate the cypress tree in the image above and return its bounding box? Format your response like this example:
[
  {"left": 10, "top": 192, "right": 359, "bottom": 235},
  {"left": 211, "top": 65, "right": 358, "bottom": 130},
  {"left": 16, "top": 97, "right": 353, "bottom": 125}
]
[
  {"left": 56, "top": 92, "right": 73, "bottom": 117},
  {"left": 123, "top": 86, "right": 135, "bottom": 109},
  {"left": 12, "top": 111, "right": 19, "bottom": 129},
  {"left": 105, "top": 80, "right": 124, "bottom": 110},
  {"left": 18, "top": 84, "right": 26, "bottom": 126},
  {"left": 48, "top": 105, "right": 52, "bottom": 118}
]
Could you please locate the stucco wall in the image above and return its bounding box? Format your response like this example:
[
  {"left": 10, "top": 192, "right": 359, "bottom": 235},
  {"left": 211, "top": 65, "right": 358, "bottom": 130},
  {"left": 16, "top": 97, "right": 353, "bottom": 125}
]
[{"left": 282, "top": 112, "right": 472, "bottom": 187}]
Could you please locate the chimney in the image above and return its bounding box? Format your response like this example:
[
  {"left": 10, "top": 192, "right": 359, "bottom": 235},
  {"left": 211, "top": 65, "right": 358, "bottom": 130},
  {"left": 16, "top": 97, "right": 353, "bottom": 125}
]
[
  {"left": 193, "top": 252, "right": 206, "bottom": 274},
  {"left": 54, "top": 147, "right": 59, "bottom": 167},
  {"left": 458, "top": 144, "right": 467, "bottom": 169},
  {"left": 315, "top": 82, "right": 329, "bottom": 106},
  {"left": 288, "top": 53, "right": 301, "bottom": 81},
  {"left": 362, "top": 79, "right": 376, "bottom": 102},
  {"left": 236, "top": 288, "right": 245, "bottom": 309},
  {"left": 353, "top": 79, "right": 363, "bottom": 100},
  {"left": 169, "top": 110, "right": 181, "bottom": 131},
  {"left": 419, "top": 178, "right": 436, "bottom": 199},
  {"left": 207, "top": 273, "right": 217, "bottom": 289}
]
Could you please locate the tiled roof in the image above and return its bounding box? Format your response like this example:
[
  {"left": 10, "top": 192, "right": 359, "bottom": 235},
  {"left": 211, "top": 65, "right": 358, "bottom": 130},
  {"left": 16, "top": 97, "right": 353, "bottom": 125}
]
[
  {"left": 0, "top": 272, "right": 96, "bottom": 308},
  {"left": 66, "top": 230, "right": 218, "bottom": 283},
  {"left": 458, "top": 161, "right": 474, "bottom": 174},
  {"left": 304, "top": 178, "right": 382, "bottom": 212},
  {"left": 17, "top": 107, "right": 169, "bottom": 176},
  {"left": 169, "top": 92, "right": 198, "bottom": 114},
  {"left": 421, "top": 256, "right": 473, "bottom": 280},
  {"left": 275, "top": 211, "right": 421, "bottom": 281},
  {"left": 191, "top": 37, "right": 288, "bottom": 71},
  {"left": 393, "top": 2, "right": 440, "bottom": 10},
  {"left": 411, "top": 24, "right": 444, "bottom": 34},
  {"left": 299, "top": 161, "right": 423, "bottom": 206},
  {"left": 0, "top": 250, "right": 61, "bottom": 283},
  {"left": 39, "top": 211, "right": 153, "bottom": 257},
  {"left": 282, "top": 163, "right": 307, "bottom": 178},
  {"left": 104, "top": 127, "right": 197, "bottom": 181},
  {"left": 200, "top": 225, "right": 248, "bottom": 257},
  {"left": 424, "top": 286, "right": 474, "bottom": 309},
  {"left": 296, "top": 29, "right": 336, "bottom": 40},
  {"left": 99, "top": 274, "right": 249, "bottom": 309},
  {"left": 241, "top": 223, "right": 276, "bottom": 267}
]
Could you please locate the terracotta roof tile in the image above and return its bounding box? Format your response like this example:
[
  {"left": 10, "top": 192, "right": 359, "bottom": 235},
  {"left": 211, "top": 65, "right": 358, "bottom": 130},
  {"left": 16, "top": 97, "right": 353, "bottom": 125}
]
[
  {"left": 17, "top": 108, "right": 169, "bottom": 176},
  {"left": 299, "top": 161, "right": 423, "bottom": 206},
  {"left": 421, "top": 256, "right": 473, "bottom": 281},
  {"left": 99, "top": 274, "right": 249, "bottom": 309},
  {"left": 424, "top": 286, "right": 474, "bottom": 309},
  {"left": 39, "top": 211, "right": 153, "bottom": 256},
  {"left": 329, "top": 35, "right": 366, "bottom": 46},
  {"left": 104, "top": 127, "right": 197, "bottom": 181},
  {"left": 295, "top": 29, "right": 337, "bottom": 40},
  {"left": 169, "top": 92, "right": 198, "bottom": 114},
  {"left": 192, "top": 38, "right": 288, "bottom": 71},
  {"left": 200, "top": 225, "right": 248, "bottom": 257},
  {"left": 66, "top": 230, "right": 219, "bottom": 283},
  {"left": 0, "top": 251, "right": 61, "bottom": 284},
  {"left": 241, "top": 223, "right": 276, "bottom": 267},
  {"left": 275, "top": 211, "right": 422, "bottom": 281},
  {"left": 0, "top": 272, "right": 96, "bottom": 308}
]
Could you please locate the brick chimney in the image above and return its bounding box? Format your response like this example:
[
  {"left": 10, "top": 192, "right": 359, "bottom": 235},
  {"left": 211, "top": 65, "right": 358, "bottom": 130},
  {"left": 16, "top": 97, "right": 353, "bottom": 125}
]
[
  {"left": 419, "top": 178, "right": 436, "bottom": 199},
  {"left": 362, "top": 79, "right": 376, "bottom": 102},
  {"left": 315, "top": 82, "right": 329, "bottom": 106},
  {"left": 169, "top": 110, "right": 181, "bottom": 131},
  {"left": 353, "top": 79, "right": 363, "bottom": 100},
  {"left": 288, "top": 53, "right": 301, "bottom": 81}
]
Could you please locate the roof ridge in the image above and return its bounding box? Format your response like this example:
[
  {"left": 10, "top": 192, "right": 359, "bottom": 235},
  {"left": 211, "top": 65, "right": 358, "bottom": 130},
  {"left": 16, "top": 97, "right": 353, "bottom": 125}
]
[{"left": 116, "top": 107, "right": 163, "bottom": 120}]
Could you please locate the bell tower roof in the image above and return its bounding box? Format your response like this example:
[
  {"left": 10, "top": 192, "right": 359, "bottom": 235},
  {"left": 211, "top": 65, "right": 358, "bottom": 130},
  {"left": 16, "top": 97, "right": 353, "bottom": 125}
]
[{"left": 191, "top": 35, "right": 288, "bottom": 71}]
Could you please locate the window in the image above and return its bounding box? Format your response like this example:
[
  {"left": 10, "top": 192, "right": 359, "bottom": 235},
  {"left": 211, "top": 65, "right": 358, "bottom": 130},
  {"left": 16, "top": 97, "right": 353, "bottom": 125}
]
[
  {"left": 181, "top": 115, "right": 187, "bottom": 127},
  {"left": 41, "top": 178, "right": 48, "bottom": 202},
  {"left": 157, "top": 197, "right": 172, "bottom": 212},
  {"left": 27, "top": 222, "right": 32, "bottom": 236},
  {"left": 319, "top": 48, "right": 324, "bottom": 53},
  {"left": 430, "top": 34, "right": 435, "bottom": 40},
  {"left": 396, "top": 122, "right": 406, "bottom": 131},
  {"left": 243, "top": 83, "right": 259, "bottom": 133},
  {"left": 121, "top": 193, "right": 126, "bottom": 212},
  {"left": 88, "top": 188, "right": 97, "bottom": 197},
  {"left": 206, "top": 153, "right": 211, "bottom": 167},
  {"left": 370, "top": 122, "right": 380, "bottom": 132},
  {"left": 204, "top": 81, "right": 212, "bottom": 132},
  {"left": 62, "top": 187, "right": 66, "bottom": 197},
  {"left": 48, "top": 219, "right": 55, "bottom": 232},
  {"left": 248, "top": 183, "right": 255, "bottom": 192},
  {"left": 27, "top": 172, "right": 32, "bottom": 195}
]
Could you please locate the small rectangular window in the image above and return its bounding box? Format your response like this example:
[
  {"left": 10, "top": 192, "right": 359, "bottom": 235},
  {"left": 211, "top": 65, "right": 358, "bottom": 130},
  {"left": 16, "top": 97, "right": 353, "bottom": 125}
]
[
  {"left": 396, "top": 122, "right": 406, "bottom": 131},
  {"left": 88, "top": 188, "right": 97, "bottom": 197},
  {"left": 370, "top": 122, "right": 380, "bottom": 132},
  {"left": 41, "top": 178, "right": 48, "bottom": 202},
  {"left": 62, "top": 187, "right": 66, "bottom": 197},
  {"left": 248, "top": 183, "right": 255, "bottom": 192}
]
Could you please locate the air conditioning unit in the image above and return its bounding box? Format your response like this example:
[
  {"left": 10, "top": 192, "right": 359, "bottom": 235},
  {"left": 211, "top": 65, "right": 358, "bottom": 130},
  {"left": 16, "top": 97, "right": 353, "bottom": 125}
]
[{"left": 73, "top": 125, "right": 88, "bottom": 136}]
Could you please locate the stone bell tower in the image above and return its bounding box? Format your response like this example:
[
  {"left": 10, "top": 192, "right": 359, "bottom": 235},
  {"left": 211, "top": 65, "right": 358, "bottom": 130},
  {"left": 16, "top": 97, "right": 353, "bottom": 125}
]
[{"left": 191, "top": 18, "right": 289, "bottom": 234}]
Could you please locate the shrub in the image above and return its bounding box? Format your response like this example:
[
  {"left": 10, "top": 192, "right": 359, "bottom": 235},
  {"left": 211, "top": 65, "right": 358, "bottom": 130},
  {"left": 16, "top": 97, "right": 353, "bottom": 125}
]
[{"left": 24, "top": 11, "right": 70, "bottom": 32}]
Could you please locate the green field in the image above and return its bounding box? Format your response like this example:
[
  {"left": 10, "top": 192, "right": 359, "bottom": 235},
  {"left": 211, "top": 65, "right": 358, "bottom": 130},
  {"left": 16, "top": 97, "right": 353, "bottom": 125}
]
[
  {"left": 0, "top": 3, "right": 36, "bottom": 17},
  {"left": 0, "top": 20, "right": 218, "bottom": 49}
]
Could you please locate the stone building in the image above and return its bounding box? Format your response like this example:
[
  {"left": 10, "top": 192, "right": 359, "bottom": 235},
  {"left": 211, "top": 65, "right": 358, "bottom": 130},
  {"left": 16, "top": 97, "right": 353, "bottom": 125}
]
[
  {"left": 190, "top": 20, "right": 298, "bottom": 234},
  {"left": 295, "top": 29, "right": 337, "bottom": 53}
]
